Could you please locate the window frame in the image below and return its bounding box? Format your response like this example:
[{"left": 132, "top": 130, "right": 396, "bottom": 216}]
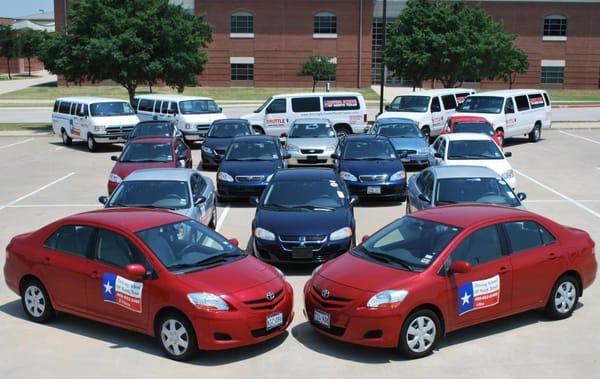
[
  {"left": 447, "top": 224, "right": 508, "bottom": 268},
  {"left": 266, "top": 98, "right": 287, "bottom": 114},
  {"left": 43, "top": 224, "right": 96, "bottom": 259},
  {"left": 313, "top": 11, "right": 337, "bottom": 38},
  {"left": 501, "top": 220, "right": 557, "bottom": 255},
  {"left": 441, "top": 94, "right": 458, "bottom": 110},
  {"left": 230, "top": 11, "right": 254, "bottom": 37},
  {"left": 543, "top": 15, "right": 567, "bottom": 40},
  {"left": 93, "top": 228, "right": 150, "bottom": 270},
  {"left": 540, "top": 66, "right": 565, "bottom": 86},
  {"left": 230, "top": 63, "right": 254, "bottom": 82},
  {"left": 514, "top": 95, "right": 530, "bottom": 112}
]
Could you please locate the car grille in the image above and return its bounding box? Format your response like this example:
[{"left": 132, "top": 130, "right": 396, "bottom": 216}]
[
  {"left": 297, "top": 159, "right": 327, "bottom": 164},
  {"left": 396, "top": 149, "right": 416, "bottom": 155},
  {"left": 214, "top": 148, "right": 226, "bottom": 155},
  {"left": 243, "top": 288, "right": 284, "bottom": 311},
  {"left": 196, "top": 124, "right": 210, "bottom": 132},
  {"left": 359, "top": 174, "right": 387, "bottom": 183},
  {"left": 236, "top": 175, "right": 265, "bottom": 183},
  {"left": 310, "top": 285, "right": 352, "bottom": 309},
  {"left": 105, "top": 125, "right": 134, "bottom": 135},
  {"left": 278, "top": 235, "right": 327, "bottom": 252},
  {"left": 301, "top": 149, "right": 324, "bottom": 154}
]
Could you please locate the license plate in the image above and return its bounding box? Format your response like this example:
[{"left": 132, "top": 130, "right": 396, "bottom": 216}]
[
  {"left": 292, "top": 248, "right": 313, "bottom": 259},
  {"left": 266, "top": 312, "right": 283, "bottom": 330},
  {"left": 307, "top": 155, "right": 318, "bottom": 161},
  {"left": 313, "top": 309, "right": 330, "bottom": 328},
  {"left": 367, "top": 186, "right": 381, "bottom": 194}
]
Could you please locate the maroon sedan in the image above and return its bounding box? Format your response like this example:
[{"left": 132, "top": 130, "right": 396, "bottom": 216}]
[{"left": 108, "top": 136, "right": 192, "bottom": 194}]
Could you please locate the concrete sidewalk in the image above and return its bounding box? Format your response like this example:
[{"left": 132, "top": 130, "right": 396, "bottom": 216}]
[{"left": 0, "top": 72, "right": 57, "bottom": 96}]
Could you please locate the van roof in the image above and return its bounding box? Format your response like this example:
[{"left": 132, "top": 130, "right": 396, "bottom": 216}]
[
  {"left": 272, "top": 92, "right": 363, "bottom": 99},
  {"left": 55, "top": 97, "right": 129, "bottom": 104},
  {"left": 392, "top": 88, "right": 475, "bottom": 98},
  {"left": 134, "top": 94, "right": 215, "bottom": 101},
  {"left": 469, "top": 89, "right": 548, "bottom": 98}
]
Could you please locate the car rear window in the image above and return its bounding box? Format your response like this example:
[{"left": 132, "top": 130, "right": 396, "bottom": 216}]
[
  {"left": 323, "top": 96, "right": 360, "bottom": 111},
  {"left": 291, "top": 97, "right": 321, "bottom": 113},
  {"left": 44, "top": 225, "right": 94, "bottom": 258}
]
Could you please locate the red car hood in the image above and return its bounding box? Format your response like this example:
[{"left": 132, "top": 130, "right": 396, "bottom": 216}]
[
  {"left": 111, "top": 161, "right": 175, "bottom": 180},
  {"left": 175, "top": 256, "right": 279, "bottom": 295},
  {"left": 317, "top": 253, "right": 418, "bottom": 292}
]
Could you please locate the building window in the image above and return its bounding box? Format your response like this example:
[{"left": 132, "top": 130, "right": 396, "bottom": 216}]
[
  {"left": 543, "top": 15, "right": 567, "bottom": 41},
  {"left": 231, "top": 63, "right": 254, "bottom": 82},
  {"left": 314, "top": 12, "right": 337, "bottom": 38},
  {"left": 541, "top": 66, "right": 564, "bottom": 85},
  {"left": 231, "top": 11, "right": 254, "bottom": 37},
  {"left": 371, "top": 18, "right": 409, "bottom": 86}
]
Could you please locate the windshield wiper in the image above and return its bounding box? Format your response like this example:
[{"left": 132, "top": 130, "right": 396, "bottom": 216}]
[
  {"left": 364, "top": 251, "right": 414, "bottom": 271},
  {"left": 289, "top": 205, "right": 336, "bottom": 211},
  {"left": 354, "top": 157, "right": 387, "bottom": 161},
  {"left": 436, "top": 200, "right": 458, "bottom": 205},
  {"left": 167, "top": 252, "right": 243, "bottom": 270}
]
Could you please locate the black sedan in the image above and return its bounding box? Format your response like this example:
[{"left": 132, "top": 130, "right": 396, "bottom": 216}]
[{"left": 201, "top": 119, "right": 253, "bottom": 169}]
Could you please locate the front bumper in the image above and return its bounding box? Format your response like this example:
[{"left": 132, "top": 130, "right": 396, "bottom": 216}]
[
  {"left": 288, "top": 151, "right": 334, "bottom": 166},
  {"left": 201, "top": 151, "right": 223, "bottom": 167},
  {"left": 91, "top": 132, "right": 130, "bottom": 144},
  {"left": 191, "top": 282, "right": 294, "bottom": 350},
  {"left": 253, "top": 236, "right": 352, "bottom": 264},
  {"left": 217, "top": 180, "right": 268, "bottom": 199},
  {"left": 303, "top": 278, "right": 404, "bottom": 348},
  {"left": 182, "top": 130, "right": 207, "bottom": 141},
  {"left": 400, "top": 153, "right": 430, "bottom": 166},
  {"left": 345, "top": 180, "right": 407, "bottom": 200}
]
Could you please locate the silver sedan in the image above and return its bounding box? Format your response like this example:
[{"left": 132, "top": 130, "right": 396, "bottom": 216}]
[
  {"left": 99, "top": 168, "right": 218, "bottom": 228},
  {"left": 282, "top": 119, "right": 338, "bottom": 166},
  {"left": 406, "top": 165, "right": 526, "bottom": 214}
]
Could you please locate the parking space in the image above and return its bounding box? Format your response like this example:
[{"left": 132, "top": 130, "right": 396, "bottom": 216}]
[{"left": 0, "top": 129, "right": 599, "bottom": 377}]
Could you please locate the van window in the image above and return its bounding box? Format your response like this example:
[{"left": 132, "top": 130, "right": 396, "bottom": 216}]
[
  {"left": 138, "top": 99, "right": 154, "bottom": 112},
  {"left": 390, "top": 95, "right": 429, "bottom": 113},
  {"left": 458, "top": 96, "right": 503, "bottom": 114},
  {"left": 161, "top": 101, "right": 169, "bottom": 114},
  {"left": 59, "top": 102, "right": 71, "bottom": 114},
  {"left": 53, "top": 101, "right": 59, "bottom": 112},
  {"left": 292, "top": 97, "right": 321, "bottom": 113},
  {"left": 76, "top": 104, "right": 89, "bottom": 117},
  {"left": 515, "top": 96, "right": 530, "bottom": 112},
  {"left": 455, "top": 93, "right": 470, "bottom": 105},
  {"left": 154, "top": 101, "right": 162, "bottom": 113},
  {"left": 528, "top": 94, "right": 545, "bottom": 109},
  {"left": 323, "top": 96, "right": 360, "bottom": 111},
  {"left": 542, "top": 93, "right": 550, "bottom": 106},
  {"left": 266, "top": 98, "right": 287, "bottom": 114},
  {"left": 90, "top": 102, "right": 135, "bottom": 116},
  {"left": 441, "top": 94, "right": 457, "bottom": 110},
  {"left": 430, "top": 97, "right": 441, "bottom": 113},
  {"left": 70, "top": 103, "right": 78, "bottom": 115},
  {"left": 179, "top": 100, "right": 221, "bottom": 114},
  {"left": 504, "top": 98, "right": 515, "bottom": 114},
  {"left": 169, "top": 101, "right": 178, "bottom": 114}
]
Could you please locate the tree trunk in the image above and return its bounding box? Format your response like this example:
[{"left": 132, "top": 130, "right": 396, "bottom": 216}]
[
  {"left": 177, "top": 85, "right": 184, "bottom": 93},
  {"left": 122, "top": 81, "right": 137, "bottom": 106},
  {"left": 27, "top": 57, "right": 32, "bottom": 76},
  {"left": 149, "top": 83, "right": 153, "bottom": 93},
  {"left": 6, "top": 58, "right": 11, "bottom": 79},
  {"left": 312, "top": 80, "right": 316, "bottom": 93}
]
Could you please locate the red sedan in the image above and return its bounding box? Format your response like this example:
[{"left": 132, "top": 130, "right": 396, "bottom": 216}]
[
  {"left": 4, "top": 209, "right": 293, "bottom": 361},
  {"left": 444, "top": 116, "right": 504, "bottom": 147},
  {"left": 107, "top": 136, "right": 192, "bottom": 194},
  {"left": 304, "top": 205, "right": 596, "bottom": 359}
]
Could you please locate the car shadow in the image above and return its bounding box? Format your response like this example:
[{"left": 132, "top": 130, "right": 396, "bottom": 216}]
[
  {"left": 355, "top": 199, "right": 404, "bottom": 208},
  {"left": 49, "top": 141, "right": 123, "bottom": 153},
  {"left": 292, "top": 303, "right": 584, "bottom": 362},
  {"left": 0, "top": 299, "right": 289, "bottom": 366},
  {"left": 503, "top": 137, "right": 540, "bottom": 148},
  {"left": 243, "top": 236, "right": 317, "bottom": 277}
]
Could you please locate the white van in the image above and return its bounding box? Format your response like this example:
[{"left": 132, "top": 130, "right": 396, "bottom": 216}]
[
  {"left": 52, "top": 97, "right": 139, "bottom": 152},
  {"left": 455, "top": 89, "right": 551, "bottom": 143},
  {"left": 377, "top": 88, "right": 476, "bottom": 138},
  {"left": 241, "top": 92, "right": 368, "bottom": 137},
  {"left": 133, "top": 94, "right": 227, "bottom": 142}
]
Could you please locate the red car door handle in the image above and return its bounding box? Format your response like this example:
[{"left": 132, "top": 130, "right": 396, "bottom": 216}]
[
  {"left": 499, "top": 267, "right": 511, "bottom": 275},
  {"left": 90, "top": 271, "right": 100, "bottom": 279},
  {"left": 548, "top": 253, "right": 559, "bottom": 260},
  {"left": 42, "top": 257, "right": 50, "bottom": 265}
]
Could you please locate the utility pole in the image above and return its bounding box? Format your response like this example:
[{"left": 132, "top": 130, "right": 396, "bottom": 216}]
[{"left": 378, "top": 0, "right": 387, "bottom": 115}]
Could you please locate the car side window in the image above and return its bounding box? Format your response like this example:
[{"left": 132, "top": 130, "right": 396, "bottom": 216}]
[
  {"left": 441, "top": 95, "right": 457, "bottom": 110},
  {"left": 504, "top": 221, "right": 556, "bottom": 254},
  {"left": 438, "top": 139, "right": 447, "bottom": 157},
  {"left": 291, "top": 97, "right": 321, "bottom": 113},
  {"left": 430, "top": 97, "right": 442, "bottom": 113},
  {"left": 175, "top": 141, "right": 187, "bottom": 158},
  {"left": 431, "top": 137, "right": 442, "bottom": 151},
  {"left": 416, "top": 171, "right": 427, "bottom": 191},
  {"left": 266, "top": 99, "right": 286, "bottom": 114},
  {"left": 450, "top": 225, "right": 504, "bottom": 266},
  {"left": 540, "top": 224, "right": 556, "bottom": 245},
  {"left": 515, "top": 95, "right": 530, "bottom": 112},
  {"left": 44, "top": 225, "right": 95, "bottom": 258},
  {"left": 542, "top": 93, "right": 551, "bottom": 107},
  {"left": 154, "top": 101, "right": 162, "bottom": 113},
  {"left": 161, "top": 101, "right": 169, "bottom": 114},
  {"left": 422, "top": 172, "right": 434, "bottom": 199},
  {"left": 504, "top": 98, "right": 515, "bottom": 114},
  {"left": 53, "top": 101, "right": 60, "bottom": 112},
  {"left": 94, "top": 229, "right": 147, "bottom": 269}
]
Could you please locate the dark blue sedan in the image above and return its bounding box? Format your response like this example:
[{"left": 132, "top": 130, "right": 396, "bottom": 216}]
[
  {"left": 200, "top": 119, "right": 252, "bottom": 169},
  {"left": 251, "top": 168, "right": 357, "bottom": 264},
  {"left": 332, "top": 135, "right": 407, "bottom": 201},
  {"left": 369, "top": 118, "right": 430, "bottom": 167},
  {"left": 217, "top": 135, "right": 288, "bottom": 200}
]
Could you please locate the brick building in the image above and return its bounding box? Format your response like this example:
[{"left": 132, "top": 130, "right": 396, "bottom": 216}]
[{"left": 53, "top": 0, "right": 600, "bottom": 89}]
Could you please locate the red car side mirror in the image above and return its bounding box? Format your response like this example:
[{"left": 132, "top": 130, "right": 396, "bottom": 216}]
[
  {"left": 125, "top": 264, "right": 147, "bottom": 280},
  {"left": 229, "top": 238, "right": 239, "bottom": 247},
  {"left": 448, "top": 260, "right": 471, "bottom": 274},
  {"left": 361, "top": 235, "right": 370, "bottom": 243}
]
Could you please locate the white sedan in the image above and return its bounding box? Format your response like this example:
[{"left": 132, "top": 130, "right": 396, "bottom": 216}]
[{"left": 428, "top": 132, "right": 516, "bottom": 189}]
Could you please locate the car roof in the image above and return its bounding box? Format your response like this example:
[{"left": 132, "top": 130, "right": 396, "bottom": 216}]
[
  {"left": 136, "top": 120, "right": 172, "bottom": 125},
  {"left": 127, "top": 136, "right": 177, "bottom": 144},
  {"left": 123, "top": 168, "right": 194, "bottom": 182},
  {"left": 273, "top": 168, "right": 337, "bottom": 180},
  {"left": 272, "top": 92, "right": 362, "bottom": 99},
  {"left": 343, "top": 134, "right": 390, "bottom": 143},
  {"left": 231, "top": 135, "right": 279, "bottom": 142},
  {"left": 468, "top": 89, "right": 547, "bottom": 98},
  {"left": 413, "top": 204, "right": 531, "bottom": 229},
  {"left": 134, "top": 94, "right": 214, "bottom": 101},
  {"left": 376, "top": 117, "right": 418, "bottom": 125},
  {"left": 449, "top": 116, "right": 490, "bottom": 123},
  {"left": 212, "top": 118, "right": 249, "bottom": 123},
  {"left": 293, "top": 118, "right": 332, "bottom": 124},
  {"left": 392, "top": 88, "right": 474, "bottom": 97},
  {"left": 55, "top": 97, "right": 129, "bottom": 104},
  {"left": 427, "top": 165, "right": 501, "bottom": 179},
  {"left": 442, "top": 132, "right": 493, "bottom": 141},
  {"left": 63, "top": 208, "right": 187, "bottom": 233}
]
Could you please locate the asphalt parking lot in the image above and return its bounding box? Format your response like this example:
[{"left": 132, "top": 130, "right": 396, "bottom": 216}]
[{"left": 1, "top": 128, "right": 599, "bottom": 378}]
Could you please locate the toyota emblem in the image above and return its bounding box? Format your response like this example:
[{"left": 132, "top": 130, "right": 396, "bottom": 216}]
[
  {"left": 321, "top": 289, "right": 330, "bottom": 299},
  {"left": 266, "top": 291, "right": 275, "bottom": 301}
]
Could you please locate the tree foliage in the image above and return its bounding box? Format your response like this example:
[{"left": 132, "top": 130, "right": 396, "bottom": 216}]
[
  {"left": 385, "top": 0, "right": 529, "bottom": 88},
  {"left": 0, "top": 25, "right": 19, "bottom": 79},
  {"left": 18, "top": 29, "right": 46, "bottom": 76},
  {"left": 39, "top": 0, "right": 212, "bottom": 102},
  {"left": 299, "top": 55, "right": 337, "bottom": 92}
]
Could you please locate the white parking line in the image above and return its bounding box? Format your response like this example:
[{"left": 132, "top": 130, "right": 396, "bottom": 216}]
[
  {"left": 559, "top": 130, "right": 600, "bottom": 145},
  {"left": 0, "top": 138, "right": 34, "bottom": 150},
  {"left": 514, "top": 169, "right": 600, "bottom": 218},
  {"left": 7, "top": 203, "right": 97, "bottom": 208},
  {"left": 0, "top": 172, "right": 76, "bottom": 211},
  {"left": 215, "top": 206, "right": 230, "bottom": 232},
  {"left": 55, "top": 146, "right": 65, "bottom": 151}
]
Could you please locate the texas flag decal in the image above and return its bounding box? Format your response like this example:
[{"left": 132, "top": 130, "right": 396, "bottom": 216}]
[
  {"left": 102, "top": 273, "right": 143, "bottom": 313},
  {"left": 458, "top": 275, "right": 500, "bottom": 316}
]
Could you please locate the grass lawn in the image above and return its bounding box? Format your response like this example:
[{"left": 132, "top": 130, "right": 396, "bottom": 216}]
[
  {"left": 0, "top": 123, "right": 52, "bottom": 131},
  {"left": 545, "top": 89, "right": 600, "bottom": 102},
  {"left": 0, "top": 83, "right": 379, "bottom": 101}
]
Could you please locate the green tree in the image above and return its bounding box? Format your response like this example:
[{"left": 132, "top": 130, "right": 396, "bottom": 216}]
[
  {"left": 18, "top": 28, "right": 45, "bottom": 76},
  {"left": 39, "top": 0, "right": 212, "bottom": 103},
  {"left": 299, "top": 55, "right": 337, "bottom": 92},
  {"left": 491, "top": 40, "right": 529, "bottom": 89},
  {"left": 385, "top": 0, "right": 528, "bottom": 88},
  {"left": 0, "top": 25, "right": 19, "bottom": 79}
]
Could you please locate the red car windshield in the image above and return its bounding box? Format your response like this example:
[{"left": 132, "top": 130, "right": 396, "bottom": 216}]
[
  {"left": 120, "top": 143, "right": 173, "bottom": 163},
  {"left": 453, "top": 122, "right": 494, "bottom": 136}
]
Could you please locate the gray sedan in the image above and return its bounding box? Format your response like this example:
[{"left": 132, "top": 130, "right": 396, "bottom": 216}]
[
  {"left": 406, "top": 165, "right": 526, "bottom": 213},
  {"left": 282, "top": 118, "right": 338, "bottom": 166},
  {"left": 99, "top": 168, "right": 218, "bottom": 228}
]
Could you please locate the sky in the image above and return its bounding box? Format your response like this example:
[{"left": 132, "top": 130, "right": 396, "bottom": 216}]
[{"left": 0, "top": 0, "right": 54, "bottom": 18}]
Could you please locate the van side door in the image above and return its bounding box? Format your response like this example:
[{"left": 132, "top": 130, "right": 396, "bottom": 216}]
[
  {"left": 430, "top": 96, "right": 445, "bottom": 135},
  {"left": 73, "top": 103, "right": 89, "bottom": 138},
  {"left": 264, "top": 98, "right": 288, "bottom": 136},
  {"left": 503, "top": 97, "right": 517, "bottom": 137},
  {"left": 514, "top": 95, "right": 532, "bottom": 135}
]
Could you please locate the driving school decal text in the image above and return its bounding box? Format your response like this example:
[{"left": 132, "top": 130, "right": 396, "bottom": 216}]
[
  {"left": 102, "top": 273, "right": 143, "bottom": 312},
  {"left": 458, "top": 275, "right": 500, "bottom": 315}
]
